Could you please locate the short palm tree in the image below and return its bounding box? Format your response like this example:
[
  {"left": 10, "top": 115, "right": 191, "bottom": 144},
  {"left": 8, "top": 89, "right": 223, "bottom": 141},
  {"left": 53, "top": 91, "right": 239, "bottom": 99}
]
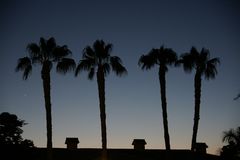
[
  {"left": 221, "top": 127, "right": 240, "bottom": 159},
  {"left": 223, "top": 127, "right": 240, "bottom": 148},
  {"left": 16, "top": 37, "right": 76, "bottom": 149},
  {"left": 138, "top": 46, "right": 177, "bottom": 150},
  {"left": 75, "top": 40, "right": 127, "bottom": 157},
  {"left": 177, "top": 47, "right": 220, "bottom": 151}
]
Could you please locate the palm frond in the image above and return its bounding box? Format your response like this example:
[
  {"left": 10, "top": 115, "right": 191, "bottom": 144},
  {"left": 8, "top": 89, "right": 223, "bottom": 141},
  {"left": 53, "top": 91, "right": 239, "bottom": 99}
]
[
  {"left": 204, "top": 57, "right": 220, "bottom": 80},
  {"left": 190, "top": 47, "right": 199, "bottom": 57},
  {"left": 163, "top": 48, "right": 177, "bottom": 65},
  {"left": 102, "top": 63, "right": 111, "bottom": 76},
  {"left": 27, "top": 43, "right": 40, "bottom": 58},
  {"left": 94, "top": 40, "right": 110, "bottom": 60},
  {"left": 104, "top": 43, "right": 113, "bottom": 55},
  {"left": 223, "top": 129, "right": 238, "bottom": 144},
  {"left": 56, "top": 58, "right": 76, "bottom": 74},
  {"left": 138, "top": 52, "right": 156, "bottom": 70},
  {"left": 23, "top": 65, "right": 32, "bottom": 80},
  {"left": 16, "top": 57, "right": 32, "bottom": 80},
  {"left": 52, "top": 45, "right": 72, "bottom": 61},
  {"left": 110, "top": 56, "right": 127, "bottom": 76},
  {"left": 75, "top": 64, "right": 82, "bottom": 76},
  {"left": 179, "top": 53, "right": 195, "bottom": 73},
  {"left": 75, "top": 59, "right": 95, "bottom": 76},
  {"left": 208, "top": 57, "right": 220, "bottom": 66},
  {"left": 88, "top": 67, "right": 95, "bottom": 80},
  {"left": 83, "top": 46, "right": 95, "bottom": 60},
  {"left": 175, "top": 59, "right": 183, "bottom": 67},
  {"left": 110, "top": 56, "right": 122, "bottom": 64},
  {"left": 204, "top": 59, "right": 219, "bottom": 80},
  {"left": 16, "top": 57, "right": 31, "bottom": 71},
  {"left": 46, "top": 37, "right": 57, "bottom": 53},
  {"left": 197, "top": 49, "right": 209, "bottom": 68}
]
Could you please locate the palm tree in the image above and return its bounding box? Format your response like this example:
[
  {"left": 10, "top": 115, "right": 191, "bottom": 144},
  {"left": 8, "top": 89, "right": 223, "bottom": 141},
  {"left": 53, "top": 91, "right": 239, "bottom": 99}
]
[
  {"left": 16, "top": 37, "right": 76, "bottom": 149},
  {"left": 177, "top": 47, "right": 220, "bottom": 151},
  {"left": 221, "top": 127, "right": 240, "bottom": 159},
  {"left": 75, "top": 40, "right": 127, "bottom": 158},
  {"left": 138, "top": 46, "right": 177, "bottom": 150},
  {"left": 223, "top": 127, "right": 240, "bottom": 148}
]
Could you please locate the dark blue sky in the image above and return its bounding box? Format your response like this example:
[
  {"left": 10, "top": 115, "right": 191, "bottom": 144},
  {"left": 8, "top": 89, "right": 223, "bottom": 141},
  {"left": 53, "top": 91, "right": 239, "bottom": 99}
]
[{"left": 0, "top": 0, "right": 239, "bottom": 155}]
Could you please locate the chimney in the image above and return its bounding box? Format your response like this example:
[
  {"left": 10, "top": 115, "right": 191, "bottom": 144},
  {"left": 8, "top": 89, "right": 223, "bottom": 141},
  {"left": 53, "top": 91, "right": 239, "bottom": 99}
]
[
  {"left": 65, "top": 137, "right": 79, "bottom": 149},
  {"left": 193, "top": 142, "right": 208, "bottom": 154},
  {"left": 132, "top": 139, "right": 146, "bottom": 150}
]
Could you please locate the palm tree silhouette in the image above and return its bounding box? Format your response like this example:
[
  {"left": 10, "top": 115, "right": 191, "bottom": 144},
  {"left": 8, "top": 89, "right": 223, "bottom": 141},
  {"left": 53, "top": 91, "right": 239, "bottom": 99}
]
[
  {"left": 16, "top": 37, "right": 76, "bottom": 149},
  {"left": 222, "top": 127, "right": 240, "bottom": 148},
  {"left": 177, "top": 47, "right": 220, "bottom": 151},
  {"left": 138, "top": 46, "right": 177, "bottom": 150},
  {"left": 75, "top": 40, "right": 127, "bottom": 157},
  {"left": 221, "top": 127, "right": 240, "bottom": 159}
]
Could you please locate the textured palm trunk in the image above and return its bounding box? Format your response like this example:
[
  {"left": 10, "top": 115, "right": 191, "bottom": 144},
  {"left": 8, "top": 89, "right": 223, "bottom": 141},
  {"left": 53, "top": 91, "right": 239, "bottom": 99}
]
[
  {"left": 191, "top": 71, "right": 201, "bottom": 151},
  {"left": 41, "top": 64, "right": 53, "bottom": 160},
  {"left": 159, "top": 67, "right": 171, "bottom": 151},
  {"left": 97, "top": 67, "right": 107, "bottom": 159}
]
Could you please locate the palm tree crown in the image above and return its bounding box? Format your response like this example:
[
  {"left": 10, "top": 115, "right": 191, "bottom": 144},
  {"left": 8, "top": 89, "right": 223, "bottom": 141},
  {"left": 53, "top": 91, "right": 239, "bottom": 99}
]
[
  {"left": 223, "top": 127, "right": 240, "bottom": 146},
  {"left": 178, "top": 47, "right": 220, "bottom": 79},
  {"left": 75, "top": 40, "right": 127, "bottom": 78},
  {"left": 16, "top": 37, "right": 76, "bottom": 78},
  {"left": 221, "top": 127, "right": 240, "bottom": 158},
  {"left": 138, "top": 46, "right": 177, "bottom": 72}
]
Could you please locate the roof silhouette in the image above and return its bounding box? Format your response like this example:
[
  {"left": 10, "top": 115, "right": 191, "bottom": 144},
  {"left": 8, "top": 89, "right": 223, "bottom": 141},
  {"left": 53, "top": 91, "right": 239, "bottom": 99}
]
[{"left": 2, "top": 147, "right": 220, "bottom": 160}]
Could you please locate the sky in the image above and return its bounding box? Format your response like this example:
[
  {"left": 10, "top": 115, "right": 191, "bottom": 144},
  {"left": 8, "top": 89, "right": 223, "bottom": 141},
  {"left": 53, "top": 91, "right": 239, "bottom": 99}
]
[{"left": 0, "top": 0, "right": 239, "bottom": 155}]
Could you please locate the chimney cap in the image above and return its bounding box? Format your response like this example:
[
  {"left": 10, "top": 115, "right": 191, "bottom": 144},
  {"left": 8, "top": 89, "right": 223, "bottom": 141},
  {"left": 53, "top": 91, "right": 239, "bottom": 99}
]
[
  {"left": 65, "top": 137, "right": 79, "bottom": 144},
  {"left": 132, "top": 139, "right": 147, "bottom": 145}
]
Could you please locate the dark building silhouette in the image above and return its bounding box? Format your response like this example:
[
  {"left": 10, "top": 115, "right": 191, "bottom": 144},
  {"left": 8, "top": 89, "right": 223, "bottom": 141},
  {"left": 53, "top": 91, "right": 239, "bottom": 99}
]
[
  {"left": 194, "top": 142, "right": 208, "bottom": 154},
  {"left": 132, "top": 139, "right": 147, "bottom": 150},
  {"left": 1, "top": 138, "right": 220, "bottom": 160},
  {"left": 65, "top": 137, "right": 79, "bottom": 149}
]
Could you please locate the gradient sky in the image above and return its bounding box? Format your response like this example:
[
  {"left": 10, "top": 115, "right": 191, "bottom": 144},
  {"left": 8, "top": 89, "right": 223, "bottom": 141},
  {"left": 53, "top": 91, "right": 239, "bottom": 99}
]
[{"left": 0, "top": 0, "right": 239, "bottom": 155}]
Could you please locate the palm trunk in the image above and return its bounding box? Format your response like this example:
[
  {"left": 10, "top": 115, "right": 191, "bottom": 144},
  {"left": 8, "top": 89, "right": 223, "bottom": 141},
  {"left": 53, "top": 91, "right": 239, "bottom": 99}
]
[
  {"left": 191, "top": 71, "right": 201, "bottom": 151},
  {"left": 159, "top": 67, "right": 171, "bottom": 151},
  {"left": 97, "top": 67, "right": 107, "bottom": 159},
  {"left": 41, "top": 64, "right": 53, "bottom": 160}
]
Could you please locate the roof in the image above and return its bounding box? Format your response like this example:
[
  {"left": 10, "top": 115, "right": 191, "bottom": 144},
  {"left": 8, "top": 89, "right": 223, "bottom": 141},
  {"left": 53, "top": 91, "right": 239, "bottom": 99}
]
[{"left": 2, "top": 148, "right": 220, "bottom": 160}]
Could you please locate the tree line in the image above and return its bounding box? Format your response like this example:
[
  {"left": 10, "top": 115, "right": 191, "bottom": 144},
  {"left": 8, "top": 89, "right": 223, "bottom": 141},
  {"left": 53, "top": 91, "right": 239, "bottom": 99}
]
[{"left": 16, "top": 37, "right": 220, "bottom": 159}]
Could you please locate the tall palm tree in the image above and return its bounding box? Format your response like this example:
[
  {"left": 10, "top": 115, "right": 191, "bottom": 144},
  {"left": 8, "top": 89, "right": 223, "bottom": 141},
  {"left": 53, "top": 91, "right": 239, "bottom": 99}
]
[
  {"left": 75, "top": 40, "right": 127, "bottom": 157},
  {"left": 177, "top": 47, "right": 220, "bottom": 151},
  {"left": 138, "top": 46, "right": 177, "bottom": 150},
  {"left": 16, "top": 37, "right": 76, "bottom": 149}
]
